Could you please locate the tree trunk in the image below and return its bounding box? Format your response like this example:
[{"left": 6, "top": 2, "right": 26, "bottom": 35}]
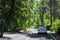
[
  {"left": 41, "top": 0, "right": 44, "bottom": 26},
  {"left": 52, "top": 0, "right": 57, "bottom": 21},
  {"left": 4, "top": 0, "right": 15, "bottom": 32},
  {"left": 0, "top": 0, "right": 5, "bottom": 37},
  {"left": 50, "top": 0, "right": 53, "bottom": 26}
]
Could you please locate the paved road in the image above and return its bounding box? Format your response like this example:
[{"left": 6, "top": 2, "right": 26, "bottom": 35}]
[
  {"left": 0, "top": 29, "right": 57, "bottom": 40},
  {"left": 26, "top": 29, "right": 56, "bottom": 40}
]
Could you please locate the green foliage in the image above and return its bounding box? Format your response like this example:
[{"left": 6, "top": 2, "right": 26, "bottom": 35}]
[
  {"left": 50, "top": 19, "right": 60, "bottom": 33},
  {"left": 7, "top": 0, "right": 41, "bottom": 32},
  {"left": 0, "top": 0, "right": 60, "bottom": 33}
]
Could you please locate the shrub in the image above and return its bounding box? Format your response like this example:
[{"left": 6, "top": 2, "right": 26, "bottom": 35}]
[
  {"left": 46, "top": 25, "right": 51, "bottom": 30},
  {"left": 50, "top": 19, "right": 60, "bottom": 33}
]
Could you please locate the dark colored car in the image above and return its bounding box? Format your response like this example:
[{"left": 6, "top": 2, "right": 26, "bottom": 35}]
[{"left": 38, "top": 26, "right": 47, "bottom": 34}]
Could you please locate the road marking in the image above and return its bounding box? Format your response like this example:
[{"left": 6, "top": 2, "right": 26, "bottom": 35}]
[{"left": 48, "top": 33, "right": 57, "bottom": 40}]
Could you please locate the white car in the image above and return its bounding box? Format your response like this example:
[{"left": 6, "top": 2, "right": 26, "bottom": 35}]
[{"left": 38, "top": 26, "right": 47, "bottom": 34}]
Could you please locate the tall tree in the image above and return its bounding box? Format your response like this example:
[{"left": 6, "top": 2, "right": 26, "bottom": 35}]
[
  {"left": 0, "top": 0, "right": 5, "bottom": 37},
  {"left": 50, "top": 0, "right": 53, "bottom": 26}
]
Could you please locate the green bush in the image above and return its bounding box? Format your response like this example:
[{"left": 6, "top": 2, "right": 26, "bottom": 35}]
[
  {"left": 46, "top": 25, "right": 51, "bottom": 30},
  {"left": 50, "top": 19, "right": 60, "bottom": 33}
]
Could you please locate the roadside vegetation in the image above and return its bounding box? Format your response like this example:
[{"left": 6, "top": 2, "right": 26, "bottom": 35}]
[
  {"left": 0, "top": 0, "right": 60, "bottom": 36},
  {"left": 50, "top": 19, "right": 60, "bottom": 34}
]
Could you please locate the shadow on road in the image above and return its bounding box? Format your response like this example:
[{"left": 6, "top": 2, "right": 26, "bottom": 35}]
[
  {"left": 26, "top": 33, "right": 54, "bottom": 40},
  {"left": 0, "top": 37, "right": 11, "bottom": 40}
]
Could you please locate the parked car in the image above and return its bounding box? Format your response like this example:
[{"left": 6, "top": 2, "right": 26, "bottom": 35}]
[{"left": 38, "top": 26, "right": 47, "bottom": 34}]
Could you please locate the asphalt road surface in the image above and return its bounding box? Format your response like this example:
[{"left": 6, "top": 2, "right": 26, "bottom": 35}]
[
  {"left": 25, "top": 29, "right": 56, "bottom": 40},
  {"left": 0, "top": 29, "right": 57, "bottom": 40}
]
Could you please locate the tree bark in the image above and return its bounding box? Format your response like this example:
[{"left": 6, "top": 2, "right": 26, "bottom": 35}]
[
  {"left": 41, "top": 0, "right": 44, "bottom": 26},
  {"left": 50, "top": 0, "right": 53, "bottom": 26},
  {"left": 52, "top": 0, "right": 57, "bottom": 21}
]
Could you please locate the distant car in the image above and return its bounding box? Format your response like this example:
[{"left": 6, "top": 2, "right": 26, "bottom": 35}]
[{"left": 38, "top": 26, "right": 47, "bottom": 34}]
